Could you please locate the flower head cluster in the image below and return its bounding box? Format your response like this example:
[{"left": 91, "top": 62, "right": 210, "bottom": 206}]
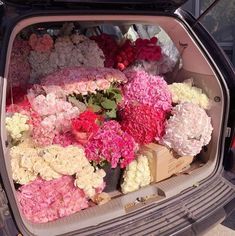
[
  {"left": 123, "top": 69, "right": 172, "bottom": 112},
  {"left": 121, "top": 154, "right": 151, "bottom": 194},
  {"left": 6, "top": 113, "right": 29, "bottom": 141},
  {"left": 29, "top": 34, "right": 105, "bottom": 81},
  {"left": 41, "top": 67, "right": 127, "bottom": 97},
  {"left": 85, "top": 120, "right": 137, "bottom": 168},
  {"left": 11, "top": 144, "right": 105, "bottom": 197},
  {"left": 120, "top": 103, "right": 166, "bottom": 144},
  {"left": 135, "top": 37, "right": 162, "bottom": 61},
  {"left": 29, "top": 93, "right": 80, "bottom": 146},
  {"left": 71, "top": 110, "right": 101, "bottom": 145},
  {"left": 115, "top": 40, "right": 136, "bottom": 71},
  {"left": 9, "top": 39, "right": 31, "bottom": 88},
  {"left": 90, "top": 33, "right": 119, "bottom": 67},
  {"left": 161, "top": 102, "right": 213, "bottom": 156},
  {"left": 30, "top": 93, "right": 75, "bottom": 116},
  {"left": 53, "top": 132, "right": 78, "bottom": 147},
  {"left": 168, "top": 80, "right": 210, "bottom": 109},
  {"left": 29, "top": 33, "right": 54, "bottom": 53},
  {"left": 17, "top": 176, "right": 89, "bottom": 223}
]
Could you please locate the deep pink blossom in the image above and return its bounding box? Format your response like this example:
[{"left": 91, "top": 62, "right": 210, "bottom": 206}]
[
  {"left": 85, "top": 120, "right": 137, "bottom": 168},
  {"left": 120, "top": 103, "right": 166, "bottom": 144},
  {"left": 90, "top": 33, "right": 119, "bottom": 67},
  {"left": 53, "top": 132, "right": 79, "bottom": 147}
]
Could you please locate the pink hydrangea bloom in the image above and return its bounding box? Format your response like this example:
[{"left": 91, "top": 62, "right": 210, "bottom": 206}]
[
  {"left": 29, "top": 33, "right": 54, "bottom": 53},
  {"left": 123, "top": 69, "right": 172, "bottom": 113},
  {"left": 30, "top": 93, "right": 75, "bottom": 116},
  {"left": 40, "top": 67, "right": 127, "bottom": 97},
  {"left": 8, "top": 39, "right": 31, "bottom": 88},
  {"left": 120, "top": 103, "right": 166, "bottom": 144},
  {"left": 161, "top": 102, "right": 213, "bottom": 156},
  {"left": 85, "top": 120, "right": 137, "bottom": 168},
  {"left": 17, "top": 176, "right": 89, "bottom": 223},
  {"left": 53, "top": 132, "right": 78, "bottom": 147},
  {"left": 32, "top": 123, "right": 57, "bottom": 147}
]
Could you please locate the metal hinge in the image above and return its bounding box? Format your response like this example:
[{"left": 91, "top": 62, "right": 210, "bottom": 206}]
[{"left": 225, "top": 127, "right": 231, "bottom": 138}]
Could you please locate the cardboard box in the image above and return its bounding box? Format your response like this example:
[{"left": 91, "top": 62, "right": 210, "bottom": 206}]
[{"left": 140, "top": 143, "right": 194, "bottom": 183}]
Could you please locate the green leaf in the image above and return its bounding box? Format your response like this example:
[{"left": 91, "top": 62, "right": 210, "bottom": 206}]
[
  {"left": 101, "top": 98, "right": 117, "bottom": 110},
  {"left": 89, "top": 104, "right": 102, "bottom": 113},
  {"left": 68, "top": 96, "right": 85, "bottom": 108},
  {"left": 114, "top": 93, "right": 122, "bottom": 102},
  {"left": 106, "top": 109, "right": 117, "bottom": 118}
]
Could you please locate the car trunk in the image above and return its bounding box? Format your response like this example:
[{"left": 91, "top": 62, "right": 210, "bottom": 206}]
[{"left": 0, "top": 12, "right": 229, "bottom": 236}]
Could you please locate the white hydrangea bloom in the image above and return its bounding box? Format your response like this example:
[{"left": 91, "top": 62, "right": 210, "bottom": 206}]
[
  {"left": 121, "top": 155, "right": 151, "bottom": 194},
  {"left": 6, "top": 113, "right": 29, "bottom": 141}
]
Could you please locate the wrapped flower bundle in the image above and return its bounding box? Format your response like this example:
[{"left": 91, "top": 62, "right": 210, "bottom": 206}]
[
  {"left": 121, "top": 154, "right": 151, "bottom": 194},
  {"left": 29, "top": 34, "right": 105, "bottom": 81},
  {"left": 71, "top": 110, "right": 101, "bottom": 145},
  {"left": 40, "top": 67, "right": 127, "bottom": 97},
  {"left": 17, "top": 176, "right": 89, "bottom": 223},
  {"left": 85, "top": 120, "right": 137, "bottom": 168},
  {"left": 120, "top": 103, "right": 166, "bottom": 144},
  {"left": 161, "top": 102, "right": 213, "bottom": 156},
  {"left": 90, "top": 33, "right": 119, "bottom": 68}
]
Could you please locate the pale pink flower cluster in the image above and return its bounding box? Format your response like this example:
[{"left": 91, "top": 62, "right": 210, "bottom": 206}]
[
  {"left": 41, "top": 67, "right": 127, "bottom": 97},
  {"left": 29, "top": 34, "right": 105, "bottom": 81},
  {"left": 9, "top": 39, "right": 31, "bottom": 87},
  {"left": 161, "top": 102, "right": 213, "bottom": 156},
  {"left": 30, "top": 93, "right": 74, "bottom": 116},
  {"left": 30, "top": 93, "right": 80, "bottom": 146},
  {"left": 17, "top": 176, "right": 89, "bottom": 223},
  {"left": 123, "top": 69, "right": 172, "bottom": 112}
]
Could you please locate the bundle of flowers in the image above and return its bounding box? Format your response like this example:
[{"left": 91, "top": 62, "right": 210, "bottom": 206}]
[
  {"left": 29, "top": 34, "right": 105, "bottom": 81},
  {"left": 168, "top": 79, "right": 210, "bottom": 109},
  {"left": 28, "top": 33, "right": 54, "bottom": 53},
  {"left": 161, "top": 102, "right": 213, "bottom": 156},
  {"left": 85, "top": 120, "right": 137, "bottom": 168},
  {"left": 120, "top": 103, "right": 166, "bottom": 144},
  {"left": 90, "top": 33, "right": 119, "bottom": 67},
  {"left": 6, "top": 113, "right": 29, "bottom": 142},
  {"left": 11, "top": 144, "right": 105, "bottom": 197},
  {"left": 121, "top": 154, "right": 151, "bottom": 194},
  {"left": 122, "top": 69, "right": 172, "bottom": 113},
  {"left": 17, "top": 176, "right": 89, "bottom": 223},
  {"left": 40, "top": 67, "right": 127, "bottom": 97},
  {"left": 71, "top": 110, "right": 101, "bottom": 145},
  {"left": 29, "top": 93, "right": 80, "bottom": 146},
  {"left": 114, "top": 37, "right": 162, "bottom": 71},
  {"left": 8, "top": 39, "right": 31, "bottom": 88}
]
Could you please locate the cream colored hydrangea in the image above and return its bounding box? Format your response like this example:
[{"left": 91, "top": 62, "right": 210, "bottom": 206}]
[
  {"left": 6, "top": 113, "right": 29, "bottom": 141},
  {"left": 75, "top": 166, "right": 105, "bottom": 198},
  {"left": 169, "top": 79, "right": 210, "bottom": 109},
  {"left": 10, "top": 146, "right": 38, "bottom": 184},
  {"left": 121, "top": 155, "right": 151, "bottom": 194},
  {"left": 10, "top": 144, "right": 105, "bottom": 197}
]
